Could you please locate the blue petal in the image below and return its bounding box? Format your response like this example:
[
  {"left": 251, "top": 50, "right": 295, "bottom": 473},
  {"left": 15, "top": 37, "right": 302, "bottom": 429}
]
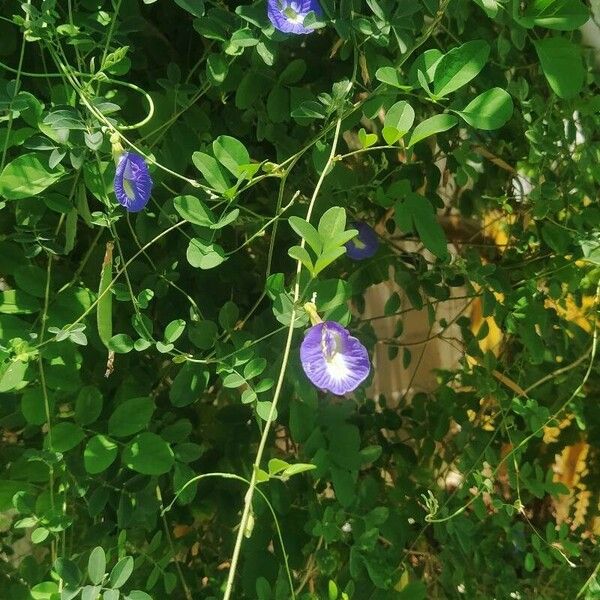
[
  {"left": 114, "top": 152, "right": 153, "bottom": 213},
  {"left": 267, "top": 0, "right": 322, "bottom": 34},
  {"left": 345, "top": 221, "right": 379, "bottom": 260},
  {"left": 300, "top": 321, "right": 370, "bottom": 395}
]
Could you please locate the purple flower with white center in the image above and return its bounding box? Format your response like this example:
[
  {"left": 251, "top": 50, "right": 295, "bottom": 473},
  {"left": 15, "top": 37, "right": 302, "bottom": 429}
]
[
  {"left": 113, "top": 152, "right": 153, "bottom": 213},
  {"left": 268, "top": 0, "right": 322, "bottom": 35},
  {"left": 300, "top": 321, "right": 370, "bottom": 395},
  {"left": 345, "top": 221, "right": 379, "bottom": 260}
]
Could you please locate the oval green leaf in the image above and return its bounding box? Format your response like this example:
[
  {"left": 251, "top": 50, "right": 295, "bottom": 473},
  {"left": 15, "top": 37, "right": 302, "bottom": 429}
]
[
  {"left": 122, "top": 432, "right": 174, "bottom": 475},
  {"left": 457, "top": 88, "right": 514, "bottom": 130},
  {"left": 407, "top": 114, "right": 458, "bottom": 147},
  {"left": 433, "top": 40, "right": 490, "bottom": 97}
]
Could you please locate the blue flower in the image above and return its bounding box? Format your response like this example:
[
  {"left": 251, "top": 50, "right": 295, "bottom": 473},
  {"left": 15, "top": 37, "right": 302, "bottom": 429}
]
[
  {"left": 113, "top": 152, "right": 153, "bottom": 213},
  {"left": 345, "top": 221, "right": 379, "bottom": 260},
  {"left": 300, "top": 320, "right": 370, "bottom": 395},
  {"left": 268, "top": 0, "right": 322, "bottom": 35}
]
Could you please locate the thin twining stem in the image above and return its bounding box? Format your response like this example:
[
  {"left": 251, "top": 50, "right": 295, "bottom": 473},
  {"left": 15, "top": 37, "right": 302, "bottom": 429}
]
[{"left": 222, "top": 117, "right": 343, "bottom": 600}]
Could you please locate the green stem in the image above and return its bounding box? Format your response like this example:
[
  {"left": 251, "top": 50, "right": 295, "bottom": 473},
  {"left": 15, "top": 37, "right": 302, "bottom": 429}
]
[
  {"left": 0, "top": 60, "right": 155, "bottom": 131},
  {"left": 0, "top": 21, "right": 27, "bottom": 172},
  {"left": 222, "top": 117, "right": 343, "bottom": 600},
  {"left": 156, "top": 486, "right": 193, "bottom": 600},
  {"left": 34, "top": 220, "right": 186, "bottom": 352},
  {"left": 100, "top": 0, "right": 123, "bottom": 67}
]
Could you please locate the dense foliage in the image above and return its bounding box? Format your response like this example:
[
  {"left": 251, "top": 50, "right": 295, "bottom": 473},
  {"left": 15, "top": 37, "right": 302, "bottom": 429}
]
[{"left": 0, "top": 0, "right": 599, "bottom": 598}]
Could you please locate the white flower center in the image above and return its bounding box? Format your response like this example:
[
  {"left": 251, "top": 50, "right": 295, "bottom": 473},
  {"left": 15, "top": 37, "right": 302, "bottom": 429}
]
[
  {"left": 123, "top": 180, "right": 136, "bottom": 199},
  {"left": 320, "top": 328, "right": 351, "bottom": 382},
  {"left": 325, "top": 351, "right": 350, "bottom": 382},
  {"left": 283, "top": 2, "right": 304, "bottom": 23}
]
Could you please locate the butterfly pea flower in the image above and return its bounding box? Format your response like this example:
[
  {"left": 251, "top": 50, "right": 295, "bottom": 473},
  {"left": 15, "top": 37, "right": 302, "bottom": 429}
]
[
  {"left": 345, "top": 221, "right": 379, "bottom": 260},
  {"left": 268, "top": 0, "right": 322, "bottom": 35},
  {"left": 113, "top": 151, "right": 153, "bottom": 213},
  {"left": 300, "top": 303, "right": 370, "bottom": 395}
]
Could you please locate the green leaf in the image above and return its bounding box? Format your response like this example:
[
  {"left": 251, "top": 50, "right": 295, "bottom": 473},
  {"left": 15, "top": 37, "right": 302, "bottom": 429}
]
[
  {"left": 318, "top": 206, "right": 346, "bottom": 240},
  {"left": 127, "top": 591, "right": 153, "bottom": 600},
  {"left": 22, "top": 388, "right": 49, "bottom": 425},
  {"left": 241, "top": 388, "right": 257, "bottom": 404},
  {"left": 267, "top": 458, "right": 290, "bottom": 475},
  {"left": 0, "top": 152, "right": 64, "bottom": 200},
  {"left": 213, "top": 135, "right": 251, "bottom": 178},
  {"left": 164, "top": 319, "right": 186, "bottom": 343},
  {"left": 192, "top": 152, "right": 231, "bottom": 192},
  {"left": 30, "top": 582, "right": 59, "bottom": 600},
  {"left": 457, "top": 88, "right": 514, "bottom": 130},
  {"left": 108, "top": 333, "right": 134, "bottom": 353},
  {"left": 360, "top": 445, "right": 383, "bottom": 463},
  {"left": 170, "top": 363, "right": 209, "bottom": 406},
  {"left": 291, "top": 100, "right": 327, "bottom": 120},
  {"left": 397, "top": 194, "right": 448, "bottom": 259},
  {"left": 108, "top": 397, "right": 155, "bottom": 438},
  {"left": 472, "top": 0, "right": 499, "bottom": 17},
  {"left": 534, "top": 36, "right": 584, "bottom": 99},
  {"left": 281, "top": 463, "right": 317, "bottom": 478},
  {"left": 374, "top": 66, "right": 410, "bottom": 89},
  {"left": 109, "top": 556, "right": 134, "bottom": 588},
  {"left": 75, "top": 386, "right": 103, "bottom": 425},
  {"left": 358, "top": 128, "right": 378, "bottom": 148},
  {"left": 524, "top": 552, "right": 535, "bottom": 572},
  {"left": 122, "top": 432, "right": 174, "bottom": 475},
  {"left": 542, "top": 221, "right": 570, "bottom": 253},
  {"left": 0, "top": 289, "right": 40, "bottom": 314},
  {"left": 0, "top": 313, "right": 29, "bottom": 339},
  {"left": 88, "top": 547, "right": 106, "bottom": 585},
  {"left": 174, "top": 0, "right": 204, "bottom": 17},
  {"left": 267, "top": 85, "right": 289, "bottom": 123},
  {"left": 222, "top": 372, "right": 246, "bottom": 388},
  {"left": 212, "top": 208, "right": 240, "bottom": 229},
  {"left": 14, "top": 264, "right": 46, "bottom": 298},
  {"left": 313, "top": 246, "right": 346, "bottom": 275},
  {"left": 408, "top": 114, "right": 458, "bottom": 147},
  {"left": 173, "top": 195, "right": 214, "bottom": 226},
  {"left": 383, "top": 101, "right": 415, "bottom": 143},
  {"left": 188, "top": 320, "right": 218, "bottom": 349},
  {"left": 288, "top": 245, "right": 314, "bottom": 273},
  {"left": 279, "top": 59, "right": 307, "bottom": 84},
  {"left": 31, "top": 527, "right": 49, "bottom": 544},
  {"left": 219, "top": 301, "right": 239, "bottom": 329},
  {"left": 228, "top": 28, "right": 259, "bottom": 52},
  {"left": 244, "top": 357, "right": 267, "bottom": 379},
  {"left": 81, "top": 585, "right": 102, "bottom": 600},
  {"left": 288, "top": 216, "right": 322, "bottom": 253},
  {"left": 51, "top": 422, "right": 85, "bottom": 452},
  {"left": 328, "top": 580, "right": 338, "bottom": 600},
  {"left": 206, "top": 53, "right": 228, "bottom": 84},
  {"left": 256, "top": 400, "right": 276, "bottom": 421},
  {"left": 186, "top": 238, "right": 226, "bottom": 269},
  {"left": 433, "top": 40, "right": 490, "bottom": 97},
  {"left": 54, "top": 558, "right": 81, "bottom": 588},
  {"left": 64, "top": 208, "right": 77, "bottom": 254},
  {"left": 84, "top": 435, "right": 118, "bottom": 474},
  {"left": 408, "top": 49, "right": 443, "bottom": 87},
  {"left": 0, "top": 359, "right": 27, "bottom": 393},
  {"left": 522, "top": 0, "right": 589, "bottom": 30},
  {"left": 97, "top": 242, "right": 113, "bottom": 349}
]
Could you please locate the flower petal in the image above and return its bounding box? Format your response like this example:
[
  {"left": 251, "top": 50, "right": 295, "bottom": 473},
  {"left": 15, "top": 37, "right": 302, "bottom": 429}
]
[
  {"left": 114, "top": 152, "right": 153, "bottom": 213},
  {"left": 345, "top": 221, "right": 379, "bottom": 260},
  {"left": 267, "top": 0, "right": 321, "bottom": 34},
  {"left": 300, "top": 321, "right": 370, "bottom": 395}
]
